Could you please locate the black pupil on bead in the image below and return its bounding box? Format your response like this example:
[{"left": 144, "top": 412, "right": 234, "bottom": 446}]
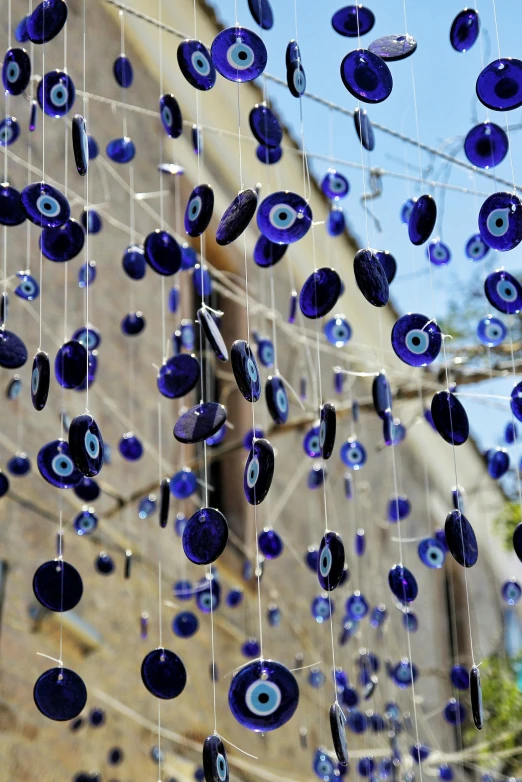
[
  {"left": 495, "top": 77, "right": 518, "bottom": 100},
  {"left": 322, "top": 556, "right": 328, "bottom": 568},
  {"left": 59, "top": 459, "right": 67, "bottom": 469},
  {"left": 238, "top": 50, "right": 248, "bottom": 61},
  {"left": 430, "top": 551, "right": 437, "bottom": 559},
  {"left": 89, "top": 439, "right": 96, "bottom": 452},
  {"left": 411, "top": 336, "right": 420, "bottom": 346},
  {"left": 496, "top": 218, "right": 504, "bottom": 228},
  {"left": 506, "top": 286, "right": 513, "bottom": 295},
  {"left": 279, "top": 211, "right": 287, "bottom": 220},
  {"left": 44, "top": 202, "right": 52, "bottom": 211},
  {"left": 258, "top": 692, "right": 269, "bottom": 704}
]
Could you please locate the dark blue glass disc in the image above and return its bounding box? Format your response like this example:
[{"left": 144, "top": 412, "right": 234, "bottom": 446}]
[
  {"left": 0, "top": 184, "right": 25, "bottom": 226},
  {"left": 450, "top": 664, "right": 469, "bottom": 690},
  {"left": 37, "top": 70, "right": 75, "bottom": 117},
  {"left": 216, "top": 189, "right": 258, "bottom": 246},
  {"left": 0, "top": 329, "right": 28, "bottom": 369},
  {"left": 444, "top": 699, "right": 466, "bottom": 725},
  {"left": 476, "top": 58, "right": 522, "bottom": 111},
  {"left": 74, "top": 477, "right": 100, "bottom": 502},
  {"left": 332, "top": 6, "right": 375, "bottom": 37},
  {"left": 341, "top": 49, "right": 393, "bottom": 104},
  {"left": 157, "top": 354, "right": 200, "bottom": 398},
  {"left": 479, "top": 193, "right": 522, "bottom": 251},
  {"left": 31, "top": 350, "right": 50, "bottom": 411},
  {"left": 211, "top": 26, "right": 267, "bottom": 83},
  {"left": 172, "top": 611, "right": 199, "bottom": 638},
  {"left": 477, "top": 315, "right": 505, "bottom": 346},
  {"left": 408, "top": 195, "right": 436, "bottom": 245},
  {"left": 464, "top": 122, "right": 508, "bottom": 168},
  {"left": 354, "top": 108, "right": 375, "bottom": 150},
  {"left": 141, "top": 649, "right": 187, "bottom": 699},
  {"left": 368, "top": 34, "right": 417, "bottom": 61},
  {"left": 391, "top": 313, "right": 442, "bottom": 367},
  {"left": 265, "top": 375, "right": 288, "bottom": 424},
  {"left": 300, "top": 268, "right": 341, "bottom": 318},
  {"left": 249, "top": 104, "right": 282, "bottom": 148},
  {"left": 182, "top": 507, "right": 228, "bottom": 565},
  {"left": 121, "top": 311, "right": 145, "bottom": 335},
  {"left": 33, "top": 559, "right": 83, "bottom": 611},
  {"left": 203, "top": 734, "right": 229, "bottom": 782},
  {"left": 330, "top": 702, "right": 349, "bottom": 765},
  {"left": 470, "top": 666, "right": 483, "bottom": 730},
  {"left": 144, "top": 230, "right": 182, "bottom": 276},
  {"left": 16, "top": 15, "right": 31, "bottom": 42},
  {"left": 7, "top": 453, "right": 31, "bottom": 476},
  {"left": 324, "top": 314, "right": 351, "bottom": 346},
  {"left": 28, "top": 0, "right": 68, "bottom": 44},
  {"left": 41, "top": 219, "right": 84, "bottom": 262},
  {"left": 0, "top": 472, "right": 9, "bottom": 497},
  {"left": 159, "top": 94, "right": 182, "bottom": 138},
  {"left": 54, "top": 340, "right": 87, "bottom": 388},
  {"left": 72, "top": 114, "right": 88, "bottom": 176},
  {"left": 22, "top": 182, "right": 70, "bottom": 228},
  {"left": 177, "top": 39, "right": 216, "bottom": 91},
  {"left": 450, "top": 9, "right": 479, "bottom": 52},
  {"left": 248, "top": 0, "right": 274, "bottom": 30},
  {"left": 69, "top": 414, "right": 104, "bottom": 477},
  {"left": 445, "top": 510, "right": 478, "bottom": 567},
  {"left": 354, "top": 248, "right": 389, "bottom": 306},
  {"left": 14, "top": 270, "right": 39, "bottom": 301},
  {"left": 174, "top": 403, "right": 227, "bottom": 444},
  {"left": 185, "top": 184, "right": 214, "bottom": 237},
  {"left": 430, "top": 391, "right": 469, "bottom": 446},
  {"left": 257, "top": 191, "right": 312, "bottom": 244},
  {"left": 327, "top": 206, "right": 345, "bottom": 236},
  {"left": 34, "top": 667, "right": 87, "bottom": 722},
  {"left": 487, "top": 447, "right": 510, "bottom": 479},
  {"left": 2, "top": 48, "right": 31, "bottom": 95},
  {"left": 228, "top": 659, "right": 299, "bottom": 732},
  {"left": 388, "top": 564, "right": 418, "bottom": 603},
  {"left": 484, "top": 269, "right": 522, "bottom": 313},
  {"left": 37, "top": 439, "right": 82, "bottom": 488},
  {"left": 106, "top": 136, "right": 135, "bottom": 163},
  {"left": 95, "top": 552, "right": 115, "bottom": 575},
  {"left": 119, "top": 432, "right": 143, "bottom": 460},
  {"left": 244, "top": 438, "right": 274, "bottom": 505},
  {"left": 465, "top": 233, "right": 488, "bottom": 263},
  {"left": 114, "top": 55, "right": 133, "bottom": 87},
  {"left": 231, "top": 340, "right": 261, "bottom": 402},
  {"left": 256, "top": 144, "right": 283, "bottom": 165},
  {"left": 258, "top": 528, "right": 283, "bottom": 559},
  {"left": 372, "top": 372, "right": 391, "bottom": 418},
  {"left": 318, "top": 531, "right": 345, "bottom": 591},
  {"left": 122, "top": 244, "right": 146, "bottom": 280},
  {"left": 320, "top": 402, "right": 336, "bottom": 459}
]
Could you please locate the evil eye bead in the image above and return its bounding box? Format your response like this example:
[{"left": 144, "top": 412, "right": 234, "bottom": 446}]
[
  {"left": 141, "top": 648, "right": 187, "bottom": 700},
  {"left": 0, "top": 329, "right": 27, "bottom": 370},
  {"left": 340, "top": 49, "right": 393, "bottom": 104},
  {"left": 74, "top": 507, "right": 98, "bottom": 536},
  {"left": 249, "top": 104, "right": 282, "bottom": 148},
  {"left": 354, "top": 248, "right": 389, "bottom": 307},
  {"left": 320, "top": 403, "right": 336, "bottom": 459},
  {"left": 41, "top": 219, "right": 84, "bottom": 262},
  {"left": 257, "top": 191, "right": 312, "bottom": 244},
  {"left": 417, "top": 538, "right": 445, "bottom": 569},
  {"left": 216, "top": 189, "right": 258, "bottom": 246},
  {"left": 445, "top": 510, "right": 478, "bottom": 568},
  {"left": 354, "top": 107, "right": 375, "bottom": 150},
  {"left": 431, "top": 391, "right": 469, "bottom": 446},
  {"left": 0, "top": 117, "right": 20, "bottom": 147},
  {"left": 368, "top": 34, "right": 417, "bottom": 61},
  {"left": 391, "top": 313, "right": 442, "bottom": 367},
  {"left": 340, "top": 438, "right": 367, "bottom": 470},
  {"left": 37, "top": 70, "right": 75, "bottom": 117},
  {"left": 182, "top": 507, "right": 228, "bottom": 565},
  {"left": 265, "top": 375, "right": 289, "bottom": 425},
  {"left": 479, "top": 193, "right": 522, "bottom": 251},
  {"left": 0, "top": 183, "right": 25, "bottom": 226},
  {"left": 392, "top": 659, "right": 417, "bottom": 688},
  {"left": 325, "top": 315, "right": 352, "bottom": 347},
  {"left": 21, "top": 182, "right": 70, "bottom": 228},
  {"left": 300, "top": 268, "right": 342, "bottom": 318},
  {"left": 31, "top": 350, "right": 50, "bottom": 411},
  {"left": 501, "top": 577, "right": 522, "bottom": 607},
  {"left": 248, "top": 0, "right": 273, "bottom": 30},
  {"left": 6, "top": 376, "right": 22, "bottom": 399},
  {"left": 203, "top": 734, "right": 229, "bottom": 782},
  {"left": 185, "top": 184, "right": 214, "bottom": 237},
  {"left": 318, "top": 531, "right": 345, "bottom": 591},
  {"left": 211, "top": 26, "right": 268, "bottom": 83},
  {"left": 15, "top": 271, "right": 39, "bottom": 300},
  {"left": 27, "top": 0, "right": 68, "bottom": 44},
  {"left": 287, "top": 59, "right": 306, "bottom": 97},
  {"left": 464, "top": 122, "right": 508, "bottom": 169},
  {"left": 177, "top": 39, "right": 216, "bottom": 90},
  {"left": 388, "top": 564, "right": 418, "bottom": 603},
  {"left": 68, "top": 414, "right": 104, "bottom": 477},
  {"left": 54, "top": 340, "right": 87, "bottom": 388},
  {"left": 450, "top": 9, "right": 480, "bottom": 52},
  {"left": 466, "top": 233, "right": 489, "bottom": 261},
  {"left": 314, "top": 751, "right": 335, "bottom": 780},
  {"left": 505, "top": 421, "right": 518, "bottom": 444},
  {"left": 71, "top": 115, "right": 89, "bottom": 176},
  {"left": 37, "top": 439, "right": 82, "bottom": 488},
  {"left": 484, "top": 269, "right": 522, "bottom": 313},
  {"left": 106, "top": 136, "right": 136, "bottom": 163},
  {"left": 256, "top": 143, "right": 282, "bottom": 165},
  {"left": 311, "top": 593, "right": 334, "bottom": 622},
  {"left": 303, "top": 425, "right": 321, "bottom": 458},
  {"left": 346, "top": 591, "right": 369, "bottom": 620},
  {"left": 372, "top": 372, "right": 391, "bottom": 419},
  {"left": 476, "top": 58, "right": 522, "bottom": 112},
  {"left": 144, "top": 229, "right": 182, "bottom": 275},
  {"left": 113, "top": 55, "right": 133, "bottom": 88},
  {"left": 253, "top": 235, "right": 287, "bottom": 268},
  {"left": 450, "top": 665, "right": 469, "bottom": 690},
  {"left": 477, "top": 315, "right": 506, "bottom": 347},
  {"left": 322, "top": 169, "right": 350, "bottom": 200},
  {"left": 231, "top": 340, "right": 261, "bottom": 402},
  {"left": 196, "top": 577, "right": 221, "bottom": 613},
  {"left": 408, "top": 194, "right": 437, "bottom": 245},
  {"left": 244, "top": 438, "right": 274, "bottom": 505},
  {"left": 258, "top": 528, "right": 283, "bottom": 559},
  {"left": 228, "top": 659, "right": 299, "bottom": 732},
  {"left": 159, "top": 94, "right": 182, "bottom": 138},
  {"left": 332, "top": 5, "right": 375, "bottom": 36},
  {"left": 427, "top": 240, "right": 451, "bottom": 266},
  {"left": 308, "top": 464, "right": 326, "bottom": 489},
  {"left": 257, "top": 338, "right": 274, "bottom": 367},
  {"left": 72, "top": 325, "right": 101, "bottom": 351},
  {"left": 78, "top": 260, "right": 96, "bottom": 288},
  {"left": 2, "top": 48, "right": 31, "bottom": 95}
]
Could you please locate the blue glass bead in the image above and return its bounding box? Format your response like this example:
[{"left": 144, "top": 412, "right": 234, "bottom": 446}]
[
  {"left": 318, "top": 531, "right": 345, "bottom": 591},
  {"left": 37, "top": 70, "right": 75, "bottom": 117},
  {"left": 14, "top": 271, "right": 39, "bottom": 301},
  {"left": 466, "top": 233, "right": 489, "bottom": 261},
  {"left": 180, "top": 320, "right": 195, "bottom": 350},
  {"left": 391, "top": 313, "right": 442, "bottom": 367},
  {"left": 68, "top": 414, "right": 103, "bottom": 477},
  {"left": 256, "top": 143, "right": 282, "bottom": 165},
  {"left": 327, "top": 205, "right": 345, "bottom": 237},
  {"left": 248, "top": 0, "right": 273, "bottom": 29},
  {"left": 311, "top": 594, "right": 333, "bottom": 622},
  {"left": 258, "top": 528, "right": 283, "bottom": 559},
  {"left": 80, "top": 209, "right": 102, "bottom": 234},
  {"left": 313, "top": 750, "right": 335, "bottom": 780},
  {"left": 307, "top": 464, "right": 326, "bottom": 489},
  {"left": 95, "top": 552, "right": 115, "bottom": 575},
  {"left": 502, "top": 578, "right": 521, "bottom": 605},
  {"left": 444, "top": 699, "right": 466, "bottom": 725},
  {"left": 41, "top": 218, "right": 84, "bottom": 261},
  {"left": 74, "top": 507, "right": 98, "bottom": 536},
  {"left": 485, "top": 269, "right": 522, "bottom": 314},
  {"left": 320, "top": 403, "right": 337, "bottom": 461},
  {"left": 28, "top": 0, "right": 68, "bottom": 43},
  {"left": 118, "top": 432, "right": 143, "bottom": 461},
  {"left": 0, "top": 117, "right": 20, "bottom": 147},
  {"left": 72, "top": 114, "right": 88, "bottom": 176},
  {"left": 216, "top": 189, "right": 257, "bottom": 246},
  {"left": 265, "top": 375, "right": 288, "bottom": 424},
  {"left": 185, "top": 185, "right": 214, "bottom": 238},
  {"left": 203, "top": 734, "right": 229, "bottom": 782},
  {"left": 174, "top": 403, "right": 227, "bottom": 444},
  {"left": 192, "top": 125, "right": 201, "bottom": 156},
  {"left": 510, "top": 383, "right": 522, "bottom": 422},
  {"left": 0, "top": 329, "right": 27, "bottom": 370},
  {"left": 477, "top": 315, "right": 506, "bottom": 347},
  {"left": 211, "top": 26, "right": 267, "bottom": 82},
  {"left": 464, "top": 122, "right": 508, "bottom": 169},
  {"left": 358, "top": 758, "right": 375, "bottom": 777},
  {"left": 401, "top": 198, "right": 415, "bottom": 224},
  {"left": 141, "top": 648, "right": 186, "bottom": 699},
  {"left": 300, "top": 268, "right": 341, "bottom": 319},
  {"left": 37, "top": 439, "right": 82, "bottom": 488},
  {"left": 197, "top": 576, "right": 221, "bottom": 613},
  {"left": 159, "top": 94, "right": 182, "bottom": 138},
  {"left": 308, "top": 669, "right": 325, "bottom": 688},
  {"left": 288, "top": 290, "right": 298, "bottom": 323},
  {"left": 440, "top": 766, "right": 453, "bottom": 781},
  {"left": 392, "top": 659, "right": 417, "bottom": 688},
  {"left": 78, "top": 260, "right": 96, "bottom": 288},
  {"left": 121, "top": 311, "right": 145, "bottom": 336},
  {"left": 303, "top": 426, "right": 321, "bottom": 458},
  {"left": 170, "top": 468, "right": 197, "bottom": 500},
  {"left": 227, "top": 588, "right": 243, "bottom": 607},
  {"left": 505, "top": 421, "right": 518, "bottom": 444},
  {"left": 372, "top": 372, "right": 391, "bottom": 419},
  {"left": 450, "top": 664, "right": 470, "bottom": 690},
  {"left": 408, "top": 195, "right": 436, "bottom": 245},
  {"left": 88, "top": 136, "right": 98, "bottom": 159},
  {"left": 3, "top": 48, "right": 31, "bottom": 96},
  {"left": 324, "top": 315, "right": 352, "bottom": 347},
  {"left": 7, "top": 453, "right": 31, "bottom": 475},
  {"left": 113, "top": 55, "right": 133, "bottom": 88},
  {"left": 249, "top": 104, "right": 282, "bottom": 148},
  {"left": 450, "top": 9, "right": 479, "bottom": 52},
  {"left": 370, "top": 604, "right": 387, "bottom": 628},
  {"left": 340, "top": 438, "right": 367, "bottom": 470},
  {"left": 228, "top": 659, "right": 298, "bottom": 732},
  {"left": 0, "top": 471, "right": 9, "bottom": 497},
  {"left": 375, "top": 251, "right": 397, "bottom": 285},
  {"left": 157, "top": 354, "right": 200, "bottom": 399},
  {"left": 54, "top": 340, "right": 87, "bottom": 389},
  {"left": 73, "top": 350, "right": 97, "bottom": 391},
  {"left": 369, "top": 33, "right": 417, "bottom": 61},
  {"left": 306, "top": 546, "right": 319, "bottom": 571},
  {"left": 244, "top": 439, "right": 274, "bottom": 505},
  {"left": 346, "top": 710, "right": 367, "bottom": 733},
  {"left": 257, "top": 191, "right": 312, "bottom": 244},
  {"left": 103, "top": 135, "right": 135, "bottom": 165},
  {"left": 479, "top": 193, "right": 522, "bottom": 251},
  {"left": 22, "top": 182, "right": 70, "bottom": 229},
  {"left": 0, "top": 184, "right": 25, "bottom": 226},
  {"left": 427, "top": 239, "right": 451, "bottom": 266},
  {"left": 341, "top": 49, "right": 392, "bottom": 103},
  {"left": 108, "top": 747, "right": 123, "bottom": 765},
  {"left": 193, "top": 265, "right": 212, "bottom": 297},
  {"left": 476, "top": 58, "right": 522, "bottom": 112},
  {"left": 256, "top": 338, "right": 274, "bottom": 368},
  {"left": 34, "top": 667, "right": 86, "bottom": 722},
  {"left": 411, "top": 744, "right": 430, "bottom": 763},
  {"left": 173, "top": 578, "right": 192, "bottom": 599},
  {"left": 242, "top": 638, "right": 261, "bottom": 657},
  {"left": 71, "top": 326, "right": 100, "bottom": 352},
  {"left": 177, "top": 39, "right": 216, "bottom": 91},
  {"left": 169, "top": 285, "right": 179, "bottom": 313},
  {"left": 354, "top": 107, "right": 375, "bottom": 151},
  {"left": 89, "top": 707, "right": 105, "bottom": 726},
  {"left": 403, "top": 611, "right": 418, "bottom": 632},
  {"left": 206, "top": 425, "right": 226, "bottom": 448},
  {"left": 354, "top": 248, "right": 389, "bottom": 307},
  {"left": 388, "top": 564, "right": 417, "bottom": 603},
  {"left": 286, "top": 47, "right": 306, "bottom": 98},
  {"left": 487, "top": 447, "right": 510, "bottom": 478},
  {"left": 355, "top": 529, "right": 366, "bottom": 557},
  {"left": 332, "top": 6, "right": 375, "bottom": 36},
  {"left": 231, "top": 340, "right": 261, "bottom": 402},
  {"left": 346, "top": 591, "right": 369, "bottom": 620},
  {"left": 6, "top": 375, "right": 21, "bottom": 400},
  {"left": 445, "top": 510, "right": 478, "bottom": 567},
  {"left": 322, "top": 169, "right": 349, "bottom": 200},
  {"left": 253, "top": 235, "right": 287, "bottom": 268},
  {"left": 33, "top": 559, "right": 83, "bottom": 611},
  {"left": 172, "top": 611, "right": 199, "bottom": 638},
  {"left": 470, "top": 666, "right": 483, "bottom": 730},
  {"left": 418, "top": 537, "right": 445, "bottom": 569},
  {"left": 74, "top": 476, "right": 99, "bottom": 502},
  {"left": 339, "top": 618, "right": 357, "bottom": 645},
  {"left": 431, "top": 391, "right": 469, "bottom": 446},
  {"left": 16, "top": 15, "right": 31, "bottom": 42},
  {"left": 144, "top": 229, "right": 181, "bottom": 276},
  {"left": 388, "top": 495, "right": 411, "bottom": 523}
]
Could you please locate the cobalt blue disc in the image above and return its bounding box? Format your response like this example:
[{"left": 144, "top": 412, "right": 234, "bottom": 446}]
[
  {"left": 106, "top": 136, "right": 135, "bottom": 163},
  {"left": 80, "top": 209, "right": 102, "bottom": 234},
  {"left": 464, "top": 122, "right": 508, "bottom": 169},
  {"left": 185, "top": 184, "right": 214, "bottom": 237},
  {"left": 388, "top": 564, "right": 418, "bottom": 603},
  {"left": 122, "top": 244, "right": 146, "bottom": 279},
  {"left": 318, "top": 531, "right": 345, "bottom": 591},
  {"left": 216, "top": 189, "right": 258, "bottom": 246},
  {"left": 514, "top": 523, "right": 522, "bottom": 562},
  {"left": 511, "top": 381, "right": 522, "bottom": 422},
  {"left": 228, "top": 659, "right": 299, "bottom": 732},
  {"left": 327, "top": 205, "right": 344, "bottom": 237},
  {"left": 119, "top": 432, "right": 143, "bottom": 460},
  {"left": 113, "top": 55, "right": 133, "bottom": 87},
  {"left": 174, "top": 403, "right": 227, "bottom": 444},
  {"left": 2, "top": 48, "right": 31, "bottom": 95},
  {"left": 320, "top": 402, "right": 336, "bottom": 459},
  {"left": 193, "top": 265, "right": 212, "bottom": 297},
  {"left": 249, "top": 104, "right": 282, "bottom": 148},
  {"left": 466, "top": 233, "right": 489, "bottom": 261},
  {"left": 244, "top": 439, "right": 274, "bottom": 505},
  {"left": 171, "top": 468, "right": 197, "bottom": 500},
  {"left": 203, "top": 734, "right": 229, "bottom": 782},
  {"left": 172, "top": 611, "right": 199, "bottom": 638},
  {"left": 121, "top": 311, "right": 145, "bottom": 335},
  {"left": 177, "top": 39, "right": 216, "bottom": 91},
  {"left": 484, "top": 269, "right": 522, "bottom": 313},
  {"left": 182, "top": 507, "right": 228, "bottom": 565},
  {"left": 54, "top": 340, "right": 87, "bottom": 388},
  {"left": 391, "top": 313, "right": 442, "bottom": 367},
  {"left": 324, "top": 314, "right": 351, "bottom": 346},
  {"left": 72, "top": 114, "right": 88, "bottom": 176},
  {"left": 0, "top": 471, "right": 9, "bottom": 497},
  {"left": 501, "top": 578, "right": 522, "bottom": 605},
  {"left": 0, "top": 184, "right": 26, "bottom": 226},
  {"left": 88, "top": 135, "right": 98, "bottom": 159},
  {"left": 0, "top": 329, "right": 28, "bottom": 369},
  {"left": 332, "top": 6, "right": 375, "bottom": 37},
  {"left": 16, "top": 14, "right": 31, "bottom": 42},
  {"left": 15, "top": 271, "right": 39, "bottom": 301},
  {"left": 247, "top": 0, "right": 274, "bottom": 30},
  {"left": 487, "top": 447, "right": 510, "bottom": 479},
  {"left": 157, "top": 354, "right": 200, "bottom": 398},
  {"left": 444, "top": 699, "right": 466, "bottom": 725},
  {"left": 258, "top": 191, "right": 312, "bottom": 244},
  {"left": 41, "top": 219, "right": 85, "bottom": 262},
  {"left": 95, "top": 552, "right": 115, "bottom": 575},
  {"left": 33, "top": 560, "right": 83, "bottom": 611},
  {"left": 417, "top": 537, "right": 445, "bottom": 569},
  {"left": 322, "top": 169, "right": 349, "bottom": 200},
  {"left": 265, "top": 375, "right": 288, "bottom": 425},
  {"left": 340, "top": 438, "right": 367, "bottom": 469},
  {"left": 74, "top": 508, "right": 98, "bottom": 536},
  {"left": 141, "top": 649, "right": 187, "bottom": 699},
  {"left": 231, "top": 340, "right": 261, "bottom": 402},
  {"left": 211, "top": 26, "right": 267, "bottom": 83},
  {"left": 450, "top": 665, "right": 470, "bottom": 690},
  {"left": 144, "top": 230, "right": 182, "bottom": 276},
  {"left": 37, "top": 70, "right": 75, "bottom": 117},
  {"left": 477, "top": 315, "right": 506, "bottom": 346},
  {"left": 7, "top": 454, "right": 31, "bottom": 476},
  {"left": 74, "top": 477, "right": 100, "bottom": 502},
  {"left": 479, "top": 193, "right": 522, "bottom": 251},
  {"left": 28, "top": 0, "right": 68, "bottom": 43},
  {"left": 72, "top": 325, "right": 100, "bottom": 351},
  {"left": 31, "top": 350, "right": 50, "bottom": 410},
  {"left": 0, "top": 117, "right": 20, "bottom": 146},
  {"left": 353, "top": 248, "right": 389, "bottom": 306},
  {"left": 450, "top": 9, "right": 479, "bottom": 52},
  {"left": 346, "top": 591, "right": 369, "bottom": 620},
  {"left": 372, "top": 372, "right": 391, "bottom": 418},
  {"left": 388, "top": 495, "right": 411, "bottom": 521},
  {"left": 368, "top": 34, "right": 417, "bottom": 61},
  {"left": 408, "top": 195, "right": 436, "bottom": 245},
  {"left": 256, "top": 144, "right": 282, "bottom": 164},
  {"left": 354, "top": 108, "right": 375, "bottom": 150},
  {"left": 330, "top": 702, "right": 349, "bottom": 765},
  {"left": 159, "top": 94, "right": 182, "bottom": 138},
  {"left": 254, "top": 235, "right": 288, "bottom": 268},
  {"left": 22, "top": 182, "right": 70, "bottom": 228},
  {"left": 340, "top": 49, "right": 393, "bottom": 104},
  {"left": 476, "top": 58, "right": 522, "bottom": 111},
  {"left": 300, "top": 268, "right": 341, "bottom": 318},
  {"left": 445, "top": 510, "right": 478, "bottom": 567},
  {"left": 392, "top": 660, "right": 417, "bottom": 688},
  {"left": 287, "top": 54, "right": 306, "bottom": 98},
  {"left": 68, "top": 414, "right": 104, "bottom": 477},
  {"left": 37, "top": 439, "right": 83, "bottom": 488},
  {"left": 34, "top": 667, "right": 87, "bottom": 722},
  {"left": 470, "top": 666, "right": 483, "bottom": 730},
  {"left": 431, "top": 391, "right": 469, "bottom": 446}
]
